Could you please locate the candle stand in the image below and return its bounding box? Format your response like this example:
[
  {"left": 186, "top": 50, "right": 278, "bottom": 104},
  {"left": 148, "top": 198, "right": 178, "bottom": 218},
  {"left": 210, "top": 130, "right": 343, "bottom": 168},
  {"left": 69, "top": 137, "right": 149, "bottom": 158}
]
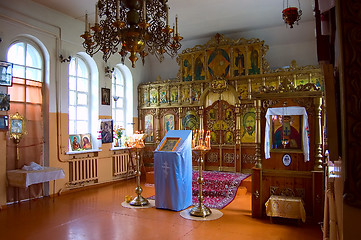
[
  {"left": 128, "top": 147, "right": 149, "bottom": 206},
  {"left": 190, "top": 147, "right": 211, "bottom": 217}
]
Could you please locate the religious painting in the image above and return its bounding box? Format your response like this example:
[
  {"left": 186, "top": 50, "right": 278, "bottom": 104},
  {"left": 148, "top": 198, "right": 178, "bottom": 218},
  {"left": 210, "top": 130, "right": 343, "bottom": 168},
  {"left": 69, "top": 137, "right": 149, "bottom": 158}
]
[
  {"left": 182, "top": 110, "right": 199, "bottom": 130},
  {"left": 101, "top": 88, "right": 110, "bottom": 105},
  {"left": 0, "top": 61, "right": 13, "bottom": 86},
  {"left": 272, "top": 115, "right": 302, "bottom": 149},
  {"left": 208, "top": 109, "right": 217, "bottom": 120},
  {"left": 191, "top": 86, "right": 201, "bottom": 102},
  {"left": 170, "top": 87, "right": 178, "bottom": 103},
  {"left": 80, "top": 133, "right": 92, "bottom": 149},
  {"left": 252, "top": 79, "right": 263, "bottom": 93},
  {"left": 214, "top": 120, "right": 227, "bottom": 131},
  {"left": 164, "top": 114, "right": 175, "bottom": 134},
  {"left": 233, "top": 47, "right": 246, "bottom": 77},
  {"left": 224, "top": 131, "right": 234, "bottom": 144},
  {"left": 182, "top": 54, "right": 193, "bottom": 82},
  {"left": 225, "top": 108, "right": 233, "bottom": 120},
  {"left": 207, "top": 48, "right": 231, "bottom": 78},
  {"left": 69, "top": 134, "right": 81, "bottom": 151},
  {"left": 210, "top": 131, "right": 218, "bottom": 144},
  {"left": 142, "top": 89, "right": 149, "bottom": 105},
  {"left": 100, "top": 119, "right": 113, "bottom": 144},
  {"left": 144, "top": 114, "right": 154, "bottom": 142},
  {"left": 159, "top": 137, "right": 181, "bottom": 152},
  {"left": 159, "top": 88, "right": 167, "bottom": 103},
  {"left": 237, "top": 82, "right": 248, "bottom": 100},
  {"left": 149, "top": 89, "right": 158, "bottom": 104},
  {"left": 0, "top": 93, "right": 10, "bottom": 111},
  {"left": 194, "top": 52, "right": 206, "bottom": 81},
  {"left": 0, "top": 115, "right": 9, "bottom": 131},
  {"left": 248, "top": 46, "right": 261, "bottom": 75},
  {"left": 181, "top": 88, "right": 190, "bottom": 103},
  {"left": 241, "top": 109, "right": 256, "bottom": 143}
]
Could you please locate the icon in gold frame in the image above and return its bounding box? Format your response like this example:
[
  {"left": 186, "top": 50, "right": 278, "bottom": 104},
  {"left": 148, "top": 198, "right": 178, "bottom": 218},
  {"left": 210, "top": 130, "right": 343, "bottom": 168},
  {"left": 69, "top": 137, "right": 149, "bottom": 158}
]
[{"left": 159, "top": 137, "right": 181, "bottom": 152}]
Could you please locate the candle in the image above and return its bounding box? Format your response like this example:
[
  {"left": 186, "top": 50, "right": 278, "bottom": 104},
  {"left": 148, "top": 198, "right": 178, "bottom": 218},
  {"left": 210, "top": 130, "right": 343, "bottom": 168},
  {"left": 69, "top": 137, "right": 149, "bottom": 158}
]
[
  {"left": 116, "top": 0, "right": 120, "bottom": 20},
  {"left": 143, "top": 0, "right": 147, "bottom": 21},
  {"left": 85, "top": 13, "right": 88, "bottom": 31},
  {"left": 95, "top": 3, "right": 98, "bottom": 24},
  {"left": 166, "top": 4, "right": 169, "bottom": 26},
  {"left": 175, "top": 15, "right": 178, "bottom": 34}
]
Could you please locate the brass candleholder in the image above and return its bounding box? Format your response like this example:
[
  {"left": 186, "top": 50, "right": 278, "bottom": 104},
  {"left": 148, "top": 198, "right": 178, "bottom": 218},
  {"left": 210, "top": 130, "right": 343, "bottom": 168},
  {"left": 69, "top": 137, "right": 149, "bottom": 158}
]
[
  {"left": 190, "top": 147, "right": 211, "bottom": 217},
  {"left": 129, "top": 147, "right": 149, "bottom": 206}
]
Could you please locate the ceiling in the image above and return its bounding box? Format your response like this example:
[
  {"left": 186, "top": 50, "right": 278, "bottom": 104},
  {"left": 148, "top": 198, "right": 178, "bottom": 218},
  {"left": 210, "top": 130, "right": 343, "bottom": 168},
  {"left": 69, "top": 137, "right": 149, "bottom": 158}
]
[{"left": 31, "top": 0, "right": 314, "bottom": 41}]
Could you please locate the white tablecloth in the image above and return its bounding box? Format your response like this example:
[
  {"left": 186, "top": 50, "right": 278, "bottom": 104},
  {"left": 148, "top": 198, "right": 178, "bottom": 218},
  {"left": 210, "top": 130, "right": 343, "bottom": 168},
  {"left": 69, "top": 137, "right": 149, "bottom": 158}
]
[{"left": 7, "top": 167, "right": 65, "bottom": 188}]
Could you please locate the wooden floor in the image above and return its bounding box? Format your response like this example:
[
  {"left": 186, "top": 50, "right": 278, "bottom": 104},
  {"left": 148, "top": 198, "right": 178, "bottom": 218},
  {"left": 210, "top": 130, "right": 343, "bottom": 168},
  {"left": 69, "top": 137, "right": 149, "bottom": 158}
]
[{"left": 0, "top": 179, "right": 322, "bottom": 240}]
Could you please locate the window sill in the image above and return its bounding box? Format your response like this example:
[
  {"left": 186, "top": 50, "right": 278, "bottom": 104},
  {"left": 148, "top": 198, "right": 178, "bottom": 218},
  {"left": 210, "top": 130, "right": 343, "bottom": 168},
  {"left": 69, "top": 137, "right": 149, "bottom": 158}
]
[
  {"left": 111, "top": 147, "right": 130, "bottom": 151},
  {"left": 66, "top": 149, "right": 102, "bottom": 155}
]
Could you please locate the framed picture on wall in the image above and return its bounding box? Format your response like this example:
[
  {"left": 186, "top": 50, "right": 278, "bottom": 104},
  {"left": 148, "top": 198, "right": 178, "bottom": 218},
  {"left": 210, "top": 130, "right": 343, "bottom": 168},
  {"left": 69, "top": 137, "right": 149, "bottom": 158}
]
[
  {"left": 0, "top": 115, "right": 9, "bottom": 131},
  {"left": 272, "top": 115, "right": 302, "bottom": 150},
  {"left": 0, "top": 61, "right": 13, "bottom": 86},
  {"left": 101, "top": 88, "right": 110, "bottom": 105}
]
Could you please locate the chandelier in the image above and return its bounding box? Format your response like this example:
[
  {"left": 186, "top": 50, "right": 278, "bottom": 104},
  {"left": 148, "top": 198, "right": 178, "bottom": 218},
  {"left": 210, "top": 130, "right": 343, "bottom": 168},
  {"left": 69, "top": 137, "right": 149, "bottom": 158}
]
[
  {"left": 81, "top": 0, "right": 183, "bottom": 68},
  {"left": 282, "top": 0, "right": 302, "bottom": 28}
]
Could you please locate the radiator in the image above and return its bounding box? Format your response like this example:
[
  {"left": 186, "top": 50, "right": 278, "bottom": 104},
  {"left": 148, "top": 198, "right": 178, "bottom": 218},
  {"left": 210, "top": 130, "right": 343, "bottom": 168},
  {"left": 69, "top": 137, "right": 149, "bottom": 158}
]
[
  {"left": 112, "top": 153, "right": 133, "bottom": 176},
  {"left": 69, "top": 157, "right": 98, "bottom": 184}
]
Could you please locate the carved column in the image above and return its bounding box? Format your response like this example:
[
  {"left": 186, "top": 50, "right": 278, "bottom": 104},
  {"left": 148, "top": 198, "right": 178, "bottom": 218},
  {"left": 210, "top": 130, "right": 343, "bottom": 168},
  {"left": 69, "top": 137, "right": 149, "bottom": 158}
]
[
  {"left": 235, "top": 104, "right": 241, "bottom": 145},
  {"left": 255, "top": 99, "right": 262, "bottom": 168},
  {"left": 314, "top": 97, "right": 323, "bottom": 170},
  {"left": 155, "top": 108, "right": 161, "bottom": 145},
  {"left": 178, "top": 107, "right": 183, "bottom": 130}
]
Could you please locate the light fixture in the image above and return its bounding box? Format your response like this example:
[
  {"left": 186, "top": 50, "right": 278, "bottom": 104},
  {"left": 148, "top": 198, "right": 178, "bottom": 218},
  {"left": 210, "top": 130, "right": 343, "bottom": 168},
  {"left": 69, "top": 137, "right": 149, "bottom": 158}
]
[
  {"left": 282, "top": 0, "right": 302, "bottom": 28},
  {"left": 81, "top": 0, "right": 183, "bottom": 68}
]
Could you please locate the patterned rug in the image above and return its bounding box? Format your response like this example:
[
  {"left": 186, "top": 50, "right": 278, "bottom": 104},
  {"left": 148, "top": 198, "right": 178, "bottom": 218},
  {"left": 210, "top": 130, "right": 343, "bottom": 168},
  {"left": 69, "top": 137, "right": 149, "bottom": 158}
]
[
  {"left": 149, "top": 171, "right": 250, "bottom": 210},
  {"left": 193, "top": 171, "right": 250, "bottom": 209}
]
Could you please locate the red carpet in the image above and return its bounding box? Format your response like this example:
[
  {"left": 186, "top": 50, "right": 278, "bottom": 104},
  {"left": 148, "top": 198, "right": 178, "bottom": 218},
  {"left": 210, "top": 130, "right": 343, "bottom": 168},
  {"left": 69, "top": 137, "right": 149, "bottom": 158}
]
[
  {"left": 192, "top": 171, "right": 250, "bottom": 209},
  {"left": 149, "top": 171, "right": 250, "bottom": 209}
]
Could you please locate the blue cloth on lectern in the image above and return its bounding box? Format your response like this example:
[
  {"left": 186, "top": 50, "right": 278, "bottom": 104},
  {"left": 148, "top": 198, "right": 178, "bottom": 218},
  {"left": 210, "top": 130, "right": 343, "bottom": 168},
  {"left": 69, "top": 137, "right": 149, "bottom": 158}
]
[{"left": 154, "top": 130, "right": 192, "bottom": 211}]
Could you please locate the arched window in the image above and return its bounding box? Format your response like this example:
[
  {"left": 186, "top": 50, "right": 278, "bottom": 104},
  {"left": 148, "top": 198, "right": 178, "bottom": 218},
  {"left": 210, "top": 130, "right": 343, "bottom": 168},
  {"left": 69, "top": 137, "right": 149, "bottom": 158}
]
[
  {"left": 7, "top": 40, "right": 44, "bottom": 202},
  {"left": 112, "top": 65, "right": 133, "bottom": 136},
  {"left": 112, "top": 67, "right": 125, "bottom": 128},
  {"left": 68, "top": 56, "right": 90, "bottom": 134}
]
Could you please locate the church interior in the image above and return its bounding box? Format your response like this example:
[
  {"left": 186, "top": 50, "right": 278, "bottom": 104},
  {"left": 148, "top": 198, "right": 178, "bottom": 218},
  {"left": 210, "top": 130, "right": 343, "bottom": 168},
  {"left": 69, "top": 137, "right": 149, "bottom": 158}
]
[{"left": 0, "top": 0, "right": 360, "bottom": 239}]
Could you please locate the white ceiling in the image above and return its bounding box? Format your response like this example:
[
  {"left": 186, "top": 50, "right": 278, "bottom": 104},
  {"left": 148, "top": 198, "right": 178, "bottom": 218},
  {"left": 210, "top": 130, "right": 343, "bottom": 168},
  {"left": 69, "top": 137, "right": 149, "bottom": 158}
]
[{"left": 31, "top": 0, "right": 314, "bottom": 41}]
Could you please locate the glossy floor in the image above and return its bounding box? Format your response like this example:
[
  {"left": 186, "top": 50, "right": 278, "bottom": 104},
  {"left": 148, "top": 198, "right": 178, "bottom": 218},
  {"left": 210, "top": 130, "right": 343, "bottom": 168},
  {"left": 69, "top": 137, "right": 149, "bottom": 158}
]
[{"left": 0, "top": 179, "right": 322, "bottom": 240}]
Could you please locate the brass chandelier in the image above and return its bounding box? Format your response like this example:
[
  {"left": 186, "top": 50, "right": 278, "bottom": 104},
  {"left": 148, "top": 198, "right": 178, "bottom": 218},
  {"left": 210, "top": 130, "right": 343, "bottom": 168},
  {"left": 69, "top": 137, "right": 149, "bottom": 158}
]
[{"left": 81, "top": 0, "right": 183, "bottom": 68}]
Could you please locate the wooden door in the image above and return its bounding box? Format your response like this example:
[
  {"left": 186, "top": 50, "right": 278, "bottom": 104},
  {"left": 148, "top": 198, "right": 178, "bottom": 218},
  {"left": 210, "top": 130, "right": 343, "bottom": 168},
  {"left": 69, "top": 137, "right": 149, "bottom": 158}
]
[{"left": 204, "top": 100, "right": 238, "bottom": 171}]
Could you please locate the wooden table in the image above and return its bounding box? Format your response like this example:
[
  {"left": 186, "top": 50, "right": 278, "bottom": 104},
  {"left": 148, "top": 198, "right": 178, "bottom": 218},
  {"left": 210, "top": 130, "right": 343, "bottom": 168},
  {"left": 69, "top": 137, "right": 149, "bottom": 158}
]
[
  {"left": 265, "top": 195, "right": 306, "bottom": 223},
  {"left": 7, "top": 167, "right": 65, "bottom": 203}
]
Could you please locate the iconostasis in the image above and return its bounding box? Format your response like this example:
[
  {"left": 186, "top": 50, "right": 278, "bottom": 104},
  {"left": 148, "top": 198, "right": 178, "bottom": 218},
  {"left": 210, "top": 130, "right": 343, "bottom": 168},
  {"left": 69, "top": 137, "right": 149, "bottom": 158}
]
[{"left": 138, "top": 33, "right": 325, "bottom": 181}]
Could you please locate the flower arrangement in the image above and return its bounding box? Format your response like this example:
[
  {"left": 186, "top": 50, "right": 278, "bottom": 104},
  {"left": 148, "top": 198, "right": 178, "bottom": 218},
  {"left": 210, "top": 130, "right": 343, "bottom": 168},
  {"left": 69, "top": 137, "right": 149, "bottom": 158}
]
[
  {"left": 114, "top": 126, "right": 125, "bottom": 139},
  {"left": 114, "top": 126, "right": 125, "bottom": 147}
]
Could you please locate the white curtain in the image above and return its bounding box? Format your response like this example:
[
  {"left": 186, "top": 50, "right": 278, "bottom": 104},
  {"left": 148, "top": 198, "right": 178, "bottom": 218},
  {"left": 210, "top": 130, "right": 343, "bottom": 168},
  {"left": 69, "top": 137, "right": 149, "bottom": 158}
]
[{"left": 265, "top": 106, "right": 309, "bottom": 162}]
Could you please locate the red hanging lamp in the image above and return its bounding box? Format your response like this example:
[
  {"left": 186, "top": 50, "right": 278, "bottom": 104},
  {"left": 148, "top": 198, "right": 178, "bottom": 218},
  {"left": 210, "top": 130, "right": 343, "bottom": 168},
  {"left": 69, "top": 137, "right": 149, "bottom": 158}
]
[{"left": 282, "top": 0, "right": 302, "bottom": 28}]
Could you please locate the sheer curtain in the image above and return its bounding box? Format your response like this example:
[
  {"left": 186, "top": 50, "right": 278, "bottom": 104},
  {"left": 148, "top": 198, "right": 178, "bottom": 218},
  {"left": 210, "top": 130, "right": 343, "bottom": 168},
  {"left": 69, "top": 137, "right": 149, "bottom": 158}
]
[{"left": 6, "top": 77, "right": 43, "bottom": 202}]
